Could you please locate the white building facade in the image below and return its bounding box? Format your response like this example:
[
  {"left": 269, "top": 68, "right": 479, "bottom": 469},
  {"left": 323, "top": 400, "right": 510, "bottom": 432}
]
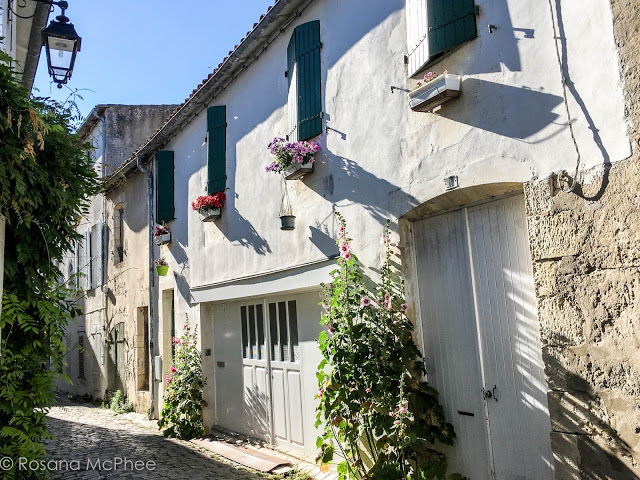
[{"left": 122, "top": 0, "right": 634, "bottom": 477}]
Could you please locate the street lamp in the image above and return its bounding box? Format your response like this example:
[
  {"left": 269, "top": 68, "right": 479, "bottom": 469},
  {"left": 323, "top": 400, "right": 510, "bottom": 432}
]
[{"left": 40, "top": 0, "right": 81, "bottom": 88}]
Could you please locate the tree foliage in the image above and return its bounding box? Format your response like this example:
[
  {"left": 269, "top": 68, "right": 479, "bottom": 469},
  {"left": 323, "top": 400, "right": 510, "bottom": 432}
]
[
  {"left": 316, "top": 214, "right": 460, "bottom": 480},
  {"left": 0, "top": 50, "right": 100, "bottom": 479}
]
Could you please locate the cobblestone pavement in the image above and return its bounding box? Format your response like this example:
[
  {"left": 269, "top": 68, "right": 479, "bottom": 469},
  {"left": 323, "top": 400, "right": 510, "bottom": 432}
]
[{"left": 43, "top": 401, "right": 272, "bottom": 480}]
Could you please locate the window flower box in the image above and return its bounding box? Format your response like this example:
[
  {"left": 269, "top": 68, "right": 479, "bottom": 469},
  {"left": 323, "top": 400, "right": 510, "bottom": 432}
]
[
  {"left": 192, "top": 191, "right": 226, "bottom": 222},
  {"left": 154, "top": 233, "right": 171, "bottom": 246},
  {"left": 200, "top": 208, "right": 222, "bottom": 222},
  {"left": 408, "top": 73, "right": 461, "bottom": 113},
  {"left": 266, "top": 137, "right": 320, "bottom": 180},
  {"left": 283, "top": 161, "right": 314, "bottom": 180}
]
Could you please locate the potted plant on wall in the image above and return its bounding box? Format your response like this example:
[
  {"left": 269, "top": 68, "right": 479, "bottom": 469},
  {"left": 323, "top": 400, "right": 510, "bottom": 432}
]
[
  {"left": 265, "top": 137, "right": 321, "bottom": 180},
  {"left": 279, "top": 177, "right": 296, "bottom": 230},
  {"left": 191, "top": 191, "right": 226, "bottom": 222},
  {"left": 155, "top": 257, "right": 169, "bottom": 276},
  {"left": 408, "top": 71, "right": 461, "bottom": 113},
  {"left": 154, "top": 225, "right": 171, "bottom": 246}
]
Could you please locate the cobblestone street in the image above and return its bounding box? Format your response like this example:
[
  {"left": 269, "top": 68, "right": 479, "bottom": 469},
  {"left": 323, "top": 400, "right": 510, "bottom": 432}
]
[{"left": 44, "top": 401, "right": 270, "bottom": 480}]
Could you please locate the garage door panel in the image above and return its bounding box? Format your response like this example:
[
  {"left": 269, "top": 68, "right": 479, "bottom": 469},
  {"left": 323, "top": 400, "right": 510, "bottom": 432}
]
[
  {"left": 272, "top": 368, "right": 287, "bottom": 441},
  {"left": 287, "top": 370, "right": 304, "bottom": 445}
]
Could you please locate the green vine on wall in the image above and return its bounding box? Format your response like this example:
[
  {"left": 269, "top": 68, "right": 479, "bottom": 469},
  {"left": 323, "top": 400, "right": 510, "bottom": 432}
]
[
  {"left": 316, "top": 213, "right": 461, "bottom": 480},
  {"left": 0, "top": 49, "right": 100, "bottom": 479}
]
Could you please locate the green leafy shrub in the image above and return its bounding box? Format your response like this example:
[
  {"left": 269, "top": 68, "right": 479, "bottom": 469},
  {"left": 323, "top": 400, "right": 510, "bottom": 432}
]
[
  {"left": 316, "top": 214, "right": 458, "bottom": 479},
  {"left": 109, "top": 390, "right": 133, "bottom": 414},
  {"left": 158, "top": 317, "right": 205, "bottom": 439},
  {"left": 0, "top": 48, "right": 100, "bottom": 479}
]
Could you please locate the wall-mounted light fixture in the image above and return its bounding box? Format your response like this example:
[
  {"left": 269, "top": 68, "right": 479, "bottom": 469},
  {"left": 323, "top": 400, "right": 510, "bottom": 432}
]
[{"left": 38, "top": 0, "right": 82, "bottom": 88}]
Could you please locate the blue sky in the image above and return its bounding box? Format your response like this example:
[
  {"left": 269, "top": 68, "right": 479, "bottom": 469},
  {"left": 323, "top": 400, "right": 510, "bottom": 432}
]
[{"left": 33, "top": 1, "right": 276, "bottom": 119}]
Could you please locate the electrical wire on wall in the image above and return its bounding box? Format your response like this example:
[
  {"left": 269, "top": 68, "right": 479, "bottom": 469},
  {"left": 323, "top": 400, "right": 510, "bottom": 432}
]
[{"left": 547, "top": 0, "right": 582, "bottom": 193}]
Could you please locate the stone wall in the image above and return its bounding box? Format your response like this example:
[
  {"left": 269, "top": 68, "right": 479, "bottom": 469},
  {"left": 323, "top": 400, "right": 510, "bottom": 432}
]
[{"left": 525, "top": 1, "right": 640, "bottom": 477}]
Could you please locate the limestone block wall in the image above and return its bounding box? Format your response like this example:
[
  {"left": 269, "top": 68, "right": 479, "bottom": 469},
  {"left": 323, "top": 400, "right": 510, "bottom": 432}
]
[{"left": 524, "top": 1, "right": 640, "bottom": 476}]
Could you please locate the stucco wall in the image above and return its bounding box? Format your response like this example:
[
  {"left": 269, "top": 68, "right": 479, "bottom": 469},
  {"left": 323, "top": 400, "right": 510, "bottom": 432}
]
[
  {"left": 105, "top": 171, "right": 151, "bottom": 411},
  {"left": 523, "top": 0, "right": 640, "bottom": 476}
]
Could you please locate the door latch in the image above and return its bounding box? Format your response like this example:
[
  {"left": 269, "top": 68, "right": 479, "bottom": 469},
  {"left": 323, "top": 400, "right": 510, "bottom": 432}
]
[{"left": 482, "top": 385, "right": 498, "bottom": 401}]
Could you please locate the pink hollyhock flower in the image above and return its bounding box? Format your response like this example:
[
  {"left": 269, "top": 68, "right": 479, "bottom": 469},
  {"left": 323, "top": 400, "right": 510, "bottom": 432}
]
[
  {"left": 401, "top": 303, "right": 408, "bottom": 312},
  {"left": 341, "top": 252, "right": 351, "bottom": 261},
  {"left": 393, "top": 320, "right": 398, "bottom": 325},
  {"left": 165, "top": 375, "right": 172, "bottom": 387},
  {"left": 328, "top": 327, "right": 335, "bottom": 334},
  {"left": 394, "top": 420, "right": 401, "bottom": 425},
  {"left": 365, "top": 388, "right": 371, "bottom": 393},
  {"left": 360, "top": 297, "right": 373, "bottom": 308},
  {"left": 170, "top": 366, "right": 177, "bottom": 373}
]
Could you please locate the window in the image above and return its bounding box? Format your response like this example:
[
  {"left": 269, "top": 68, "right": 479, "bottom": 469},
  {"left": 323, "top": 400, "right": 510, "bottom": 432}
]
[
  {"left": 114, "top": 207, "right": 124, "bottom": 264},
  {"left": 286, "top": 20, "right": 322, "bottom": 141},
  {"left": 156, "top": 151, "right": 175, "bottom": 223},
  {"left": 207, "top": 106, "right": 226, "bottom": 194},
  {"left": 78, "top": 334, "right": 85, "bottom": 379},
  {"left": 406, "top": 0, "right": 477, "bottom": 77}
]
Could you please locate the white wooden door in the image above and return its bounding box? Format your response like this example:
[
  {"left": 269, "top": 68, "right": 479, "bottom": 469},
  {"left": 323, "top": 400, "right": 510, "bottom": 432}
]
[
  {"left": 241, "top": 303, "right": 271, "bottom": 441},
  {"left": 415, "top": 195, "right": 554, "bottom": 479},
  {"left": 267, "top": 299, "right": 304, "bottom": 456},
  {"left": 240, "top": 298, "right": 304, "bottom": 455}
]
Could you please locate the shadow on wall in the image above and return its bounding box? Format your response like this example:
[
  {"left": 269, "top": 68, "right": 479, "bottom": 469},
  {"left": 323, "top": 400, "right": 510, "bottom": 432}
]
[
  {"left": 303, "top": 154, "right": 421, "bottom": 228},
  {"left": 543, "top": 339, "right": 638, "bottom": 479},
  {"left": 552, "top": 0, "right": 611, "bottom": 202},
  {"left": 219, "top": 200, "right": 272, "bottom": 256},
  {"left": 443, "top": 79, "right": 564, "bottom": 140}
]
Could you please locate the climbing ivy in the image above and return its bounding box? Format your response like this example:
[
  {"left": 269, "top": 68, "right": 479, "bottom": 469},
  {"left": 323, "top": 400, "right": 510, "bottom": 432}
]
[
  {"left": 0, "top": 50, "right": 100, "bottom": 479},
  {"left": 316, "top": 213, "right": 461, "bottom": 480}
]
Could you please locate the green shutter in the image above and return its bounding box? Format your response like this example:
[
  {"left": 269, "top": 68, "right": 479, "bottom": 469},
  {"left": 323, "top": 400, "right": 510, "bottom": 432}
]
[
  {"left": 207, "top": 106, "right": 226, "bottom": 194},
  {"left": 428, "top": 0, "right": 476, "bottom": 56},
  {"left": 294, "top": 20, "right": 322, "bottom": 141},
  {"left": 155, "top": 151, "right": 174, "bottom": 223}
]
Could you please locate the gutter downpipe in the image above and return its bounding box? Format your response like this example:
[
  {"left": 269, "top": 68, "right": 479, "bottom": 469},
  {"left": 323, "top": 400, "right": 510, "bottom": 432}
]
[{"left": 137, "top": 155, "right": 156, "bottom": 418}]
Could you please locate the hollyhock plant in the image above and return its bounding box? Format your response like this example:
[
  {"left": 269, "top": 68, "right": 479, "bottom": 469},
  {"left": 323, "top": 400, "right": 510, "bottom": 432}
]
[
  {"left": 158, "top": 316, "right": 205, "bottom": 440},
  {"left": 191, "top": 191, "right": 226, "bottom": 215},
  {"left": 265, "top": 137, "right": 321, "bottom": 174},
  {"left": 316, "top": 213, "right": 457, "bottom": 480}
]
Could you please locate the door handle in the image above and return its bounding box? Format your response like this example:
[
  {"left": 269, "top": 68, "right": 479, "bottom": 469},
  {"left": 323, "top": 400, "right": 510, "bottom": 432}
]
[{"left": 492, "top": 385, "right": 498, "bottom": 402}]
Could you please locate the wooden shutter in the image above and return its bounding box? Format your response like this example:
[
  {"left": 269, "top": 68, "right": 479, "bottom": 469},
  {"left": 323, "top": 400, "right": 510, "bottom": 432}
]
[
  {"left": 82, "top": 230, "right": 90, "bottom": 291},
  {"left": 427, "top": 0, "right": 477, "bottom": 57},
  {"left": 207, "top": 106, "right": 227, "bottom": 194},
  {"left": 155, "top": 151, "right": 175, "bottom": 223},
  {"left": 96, "top": 221, "right": 103, "bottom": 287},
  {"left": 406, "top": 0, "right": 429, "bottom": 77},
  {"left": 286, "top": 32, "right": 298, "bottom": 141},
  {"left": 294, "top": 21, "right": 322, "bottom": 141}
]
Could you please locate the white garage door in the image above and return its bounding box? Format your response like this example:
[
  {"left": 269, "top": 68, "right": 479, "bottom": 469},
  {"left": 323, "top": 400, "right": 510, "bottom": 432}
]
[
  {"left": 414, "top": 195, "right": 554, "bottom": 479},
  {"left": 239, "top": 298, "right": 304, "bottom": 456}
]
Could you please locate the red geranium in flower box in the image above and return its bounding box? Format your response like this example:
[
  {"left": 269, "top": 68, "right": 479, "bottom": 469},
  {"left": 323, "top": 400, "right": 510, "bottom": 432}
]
[{"left": 191, "top": 191, "right": 226, "bottom": 222}]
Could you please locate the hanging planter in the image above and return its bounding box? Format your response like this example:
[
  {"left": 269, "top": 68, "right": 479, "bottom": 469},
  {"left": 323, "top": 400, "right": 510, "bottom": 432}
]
[
  {"left": 154, "top": 225, "right": 171, "bottom": 245},
  {"left": 265, "top": 137, "right": 320, "bottom": 180},
  {"left": 280, "top": 214, "right": 296, "bottom": 230},
  {"left": 408, "top": 72, "right": 461, "bottom": 113},
  {"left": 192, "top": 191, "right": 226, "bottom": 222},
  {"left": 155, "top": 258, "right": 169, "bottom": 276}
]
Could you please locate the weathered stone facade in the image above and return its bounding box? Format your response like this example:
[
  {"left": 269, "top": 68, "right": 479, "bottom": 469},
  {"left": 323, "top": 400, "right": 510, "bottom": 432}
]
[{"left": 525, "top": 1, "right": 640, "bottom": 476}]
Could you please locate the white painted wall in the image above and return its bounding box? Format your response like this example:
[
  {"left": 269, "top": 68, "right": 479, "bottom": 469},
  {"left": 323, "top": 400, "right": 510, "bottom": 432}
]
[{"left": 154, "top": 0, "right": 630, "bottom": 454}]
